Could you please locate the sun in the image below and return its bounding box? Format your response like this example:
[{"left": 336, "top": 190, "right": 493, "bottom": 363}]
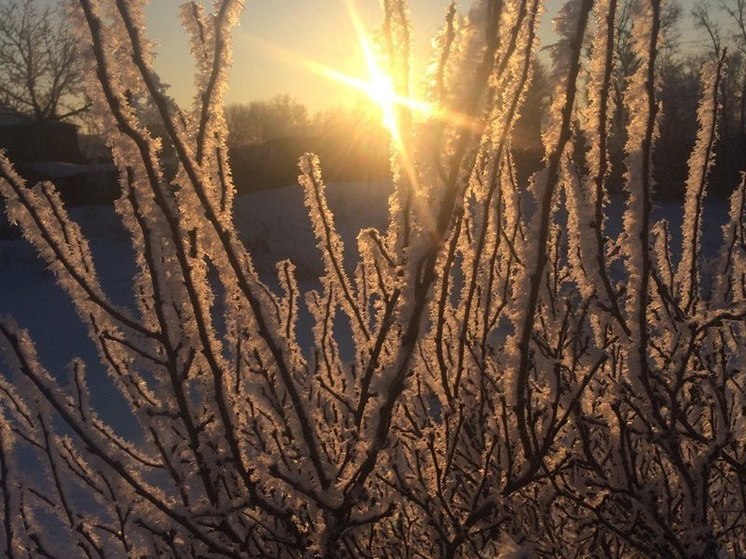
[
  {"left": 362, "top": 66, "right": 399, "bottom": 135},
  {"left": 310, "top": 47, "right": 430, "bottom": 141},
  {"left": 313, "top": 57, "right": 405, "bottom": 138},
  {"left": 343, "top": 2, "right": 432, "bottom": 139},
  {"left": 245, "top": 0, "right": 446, "bottom": 142},
  {"left": 305, "top": 7, "right": 430, "bottom": 141}
]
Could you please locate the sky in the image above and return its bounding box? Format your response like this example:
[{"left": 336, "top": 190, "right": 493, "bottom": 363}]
[
  {"left": 145, "top": 0, "right": 707, "bottom": 112},
  {"left": 147, "top": 0, "right": 455, "bottom": 110}
]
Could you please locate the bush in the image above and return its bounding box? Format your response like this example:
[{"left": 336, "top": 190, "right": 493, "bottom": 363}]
[{"left": 0, "top": 0, "right": 744, "bottom": 557}]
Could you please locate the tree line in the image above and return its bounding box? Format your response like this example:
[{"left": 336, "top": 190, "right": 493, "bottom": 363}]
[{"left": 4, "top": 0, "right": 746, "bottom": 200}]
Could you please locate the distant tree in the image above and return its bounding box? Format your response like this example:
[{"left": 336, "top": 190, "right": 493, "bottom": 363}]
[
  {"left": 718, "top": 0, "right": 746, "bottom": 137},
  {"left": 693, "top": 0, "right": 746, "bottom": 188},
  {"left": 511, "top": 60, "right": 550, "bottom": 151},
  {"left": 0, "top": 0, "right": 89, "bottom": 122},
  {"left": 225, "top": 94, "right": 309, "bottom": 147},
  {"left": 311, "top": 105, "right": 375, "bottom": 134},
  {"left": 606, "top": 0, "right": 686, "bottom": 196},
  {"left": 693, "top": 0, "right": 746, "bottom": 137},
  {"left": 651, "top": 56, "right": 702, "bottom": 196},
  {"left": 692, "top": 2, "right": 725, "bottom": 57}
]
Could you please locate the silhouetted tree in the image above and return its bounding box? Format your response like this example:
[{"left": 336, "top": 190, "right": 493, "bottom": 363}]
[
  {"left": 0, "top": 0, "right": 89, "bottom": 122},
  {"left": 225, "top": 94, "right": 309, "bottom": 147}
]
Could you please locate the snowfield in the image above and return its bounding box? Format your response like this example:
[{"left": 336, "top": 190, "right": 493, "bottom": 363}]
[
  {"left": 0, "top": 181, "right": 391, "bottom": 432},
  {"left": 0, "top": 181, "right": 732, "bottom": 433}
]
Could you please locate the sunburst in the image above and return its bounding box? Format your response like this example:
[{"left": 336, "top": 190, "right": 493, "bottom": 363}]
[{"left": 245, "top": 1, "right": 476, "bottom": 151}]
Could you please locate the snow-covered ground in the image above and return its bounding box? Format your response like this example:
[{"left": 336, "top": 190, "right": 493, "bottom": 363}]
[
  {"left": 0, "top": 181, "right": 731, "bottom": 431},
  {"left": 232, "top": 180, "right": 391, "bottom": 281},
  {"left": 0, "top": 182, "right": 391, "bottom": 431}
]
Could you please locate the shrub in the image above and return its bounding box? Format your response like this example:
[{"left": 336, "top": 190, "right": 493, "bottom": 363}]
[{"left": 0, "top": 0, "right": 744, "bottom": 557}]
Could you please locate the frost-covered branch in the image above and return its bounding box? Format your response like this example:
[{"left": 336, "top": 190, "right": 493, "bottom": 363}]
[{"left": 0, "top": 0, "right": 744, "bottom": 557}]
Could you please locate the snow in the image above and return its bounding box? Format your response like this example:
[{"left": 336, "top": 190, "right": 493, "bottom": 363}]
[
  {"left": 233, "top": 180, "right": 391, "bottom": 281},
  {"left": 0, "top": 178, "right": 731, "bottom": 434},
  {"left": 0, "top": 180, "right": 391, "bottom": 431}
]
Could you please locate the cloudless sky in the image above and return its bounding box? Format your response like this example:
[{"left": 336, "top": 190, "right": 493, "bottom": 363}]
[
  {"left": 148, "top": 0, "right": 456, "bottom": 110},
  {"left": 146, "top": 0, "right": 705, "bottom": 112}
]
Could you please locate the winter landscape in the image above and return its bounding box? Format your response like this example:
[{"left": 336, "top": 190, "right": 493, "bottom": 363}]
[{"left": 0, "top": 0, "right": 745, "bottom": 557}]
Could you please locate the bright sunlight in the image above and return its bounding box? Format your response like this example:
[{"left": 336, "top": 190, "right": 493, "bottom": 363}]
[
  {"left": 247, "top": 0, "right": 434, "bottom": 141},
  {"left": 313, "top": 0, "right": 433, "bottom": 141}
]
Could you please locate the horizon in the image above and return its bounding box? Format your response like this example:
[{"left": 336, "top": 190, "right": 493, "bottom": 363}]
[
  {"left": 147, "top": 0, "right": 704, "bottom": 113},
  {"left": 148, "top": 0, "right": 454, "bottom": 111}
]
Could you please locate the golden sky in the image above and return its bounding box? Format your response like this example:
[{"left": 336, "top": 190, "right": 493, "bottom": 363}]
[
  {"left": 149, "top": 0, "right": 453, "bottom": 111},
  {"left": 147, "top": 0, "right": 705, "bottom": 112}
]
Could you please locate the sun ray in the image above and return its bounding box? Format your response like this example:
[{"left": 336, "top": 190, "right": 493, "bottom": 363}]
[
  {"left": 243, "top": 0, "right": 479, "bottom": 237},
  {"left": 245, "top": 28, "right": 478, "bottom": 141}
]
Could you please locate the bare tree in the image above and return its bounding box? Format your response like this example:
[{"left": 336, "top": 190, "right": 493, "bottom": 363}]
[
  {"left": 701, "top": 0, "right": 746, "bottom": 136},
  {"left": 693, "top": 0, "right": 746, "bottom": 175},
  {"left": 0, "top": 0, "right": 743, "bottom": 558},
  {"left": 225, "top": 94, "right": 309, "bottom": 148},
  {"left": 721, "top": 0, "right": 746, "bottom": 137},
  {"left": 0, "top": 0, "right": 89, "bottom": 122},
  {"left": 692, "top": 2, "right": 725, "bottom": 56}
]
